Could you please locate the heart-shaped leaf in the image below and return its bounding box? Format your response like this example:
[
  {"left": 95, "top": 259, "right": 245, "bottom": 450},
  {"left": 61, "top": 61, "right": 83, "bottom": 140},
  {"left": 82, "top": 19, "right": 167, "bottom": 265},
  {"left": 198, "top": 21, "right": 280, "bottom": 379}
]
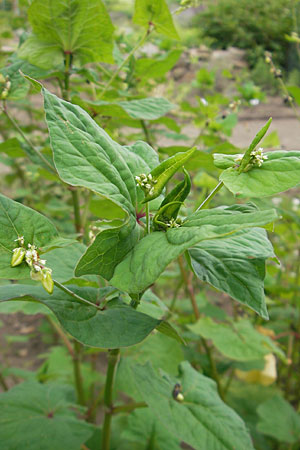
[
  {"left": 0, "top": 284, "right": 163, "bottom": 348},
  {"left": 0, "top": 381, "right": 95, "bottom": 450},
  {"left": 133, "top": 0, "right": 179, "bottom": 40},
  {"left": 189, "top": 228, "right": 275, "bottom": 317},
  {"left": 18, "top": 0, "right": 114, "bottom": 69},
  {"left": 215, "top": 151, "right": 300, "bottom": 197},
  {"left": 110, "top": 207, "right": 278, "bottom": 294},
  {"left": 188, "top": 317, "right": 284, "bottom": 361},
  {"left": 132, "top": 361, "right": 254, "bottom": 449}
]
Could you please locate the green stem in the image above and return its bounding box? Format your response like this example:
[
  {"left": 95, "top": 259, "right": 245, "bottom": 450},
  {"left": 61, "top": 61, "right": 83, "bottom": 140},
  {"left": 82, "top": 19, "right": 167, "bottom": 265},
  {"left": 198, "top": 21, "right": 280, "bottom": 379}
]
[
  {"left": 112, "top": 401, "right": 147, "bottom": 414},
  {"left": 0, "top": 371, "right": 8, "bottom": 391},
  {"left": 1, "top": 103, "right": 56, "bottom": 174},
  {"left": 145, "top": 202, "right": 150, "bottom": 234},
  {"left": 130, "top": 293, "right": 141, "bottom": 309},
  {"left": 53, "top": 279, "right": 100, "bottom": 309},
  {"left": 178, "top": 256, "right": 226, "bottom": 401},
  {"left": 98, "top": 30, "right": 149, "bottom": 99},
  {"left": 63, "top": 52, "right": 72, "bottom": 102},
  {"left": 102, "top": 349, "right": 120, "bottom": 450},
  {"left": 201, "top": 338, "right": 225, "bottom": 401},
  {"left": 140, "top": 119, "right": 153, "bottom": 146},
  {"left": 70, "top": 188, "right": 83, "bottom": 238},
  {"left": 73, "top": 340, "right": 86, "bottom": 406},
  {"left": 195, "top": 181, "right": 224, "bottom": 211}
]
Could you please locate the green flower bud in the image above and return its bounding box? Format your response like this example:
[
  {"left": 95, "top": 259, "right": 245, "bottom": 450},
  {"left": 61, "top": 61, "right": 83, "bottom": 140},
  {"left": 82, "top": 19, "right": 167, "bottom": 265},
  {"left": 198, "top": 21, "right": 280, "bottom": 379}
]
[
  {"left": 41, "top": 269, "right": 54, "bottom": 294},
  {"left": 11, "top": 247, "right": 26, "bottom": 267}
]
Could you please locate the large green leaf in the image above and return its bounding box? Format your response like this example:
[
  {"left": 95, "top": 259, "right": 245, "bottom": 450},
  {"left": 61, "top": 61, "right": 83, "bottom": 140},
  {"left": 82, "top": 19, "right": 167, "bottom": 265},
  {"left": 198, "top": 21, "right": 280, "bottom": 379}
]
[
  {"left": 0, "top": 381, "right": 94, "bottom": 450},
  {"left": 110, "top": 207, "right": 277, "bottom": 293},
  {"left": 133, "top": 0, "right": 179, "bottom": 40},
  {"left": 45, "top": 242, "right": 87, "bottom": 283},
  {"left": 43, "top": 88, "right": 137, "bottom": 217},
  {"left": 215, "top": 151, "right": 300, "bottom": 197},
  {"left": 0, "top": 284, "right": 162, "bottom": 348},
  {"left": 74, "top": 97, "right": 176, "bottom": 120},
  {"left": 189, "top": 228, "right": 275, "bottom": 318},
  {"left": 188, "top": 317, "right": 284, "bottom": 361},
  {"left": 257, "top": 395, "right": 300, "bottom": 443},
  {"left": 122, "top": 408, "right": 181, "bottom": 450},
  {"left": 132, "top": 361, "right": 254, "bottom": 449},
  {"left": 0, "top": 194, "right": 58, "bottom": 280},
  {"left": 0, "top": 138, "right": 25, "bottom": 157},
  {"left": 18, "top": 0, "right": 114, "bottom": 69}
]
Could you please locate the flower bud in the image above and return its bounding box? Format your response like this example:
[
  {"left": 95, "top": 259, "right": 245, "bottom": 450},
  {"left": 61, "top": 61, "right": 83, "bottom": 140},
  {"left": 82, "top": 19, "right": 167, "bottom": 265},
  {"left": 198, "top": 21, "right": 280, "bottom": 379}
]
[
  {"left": 41, "top": 269, "right": 54, "bottom": 294},
  {"left": 11, "top": 247, "right": 26, "bottom": 267}
]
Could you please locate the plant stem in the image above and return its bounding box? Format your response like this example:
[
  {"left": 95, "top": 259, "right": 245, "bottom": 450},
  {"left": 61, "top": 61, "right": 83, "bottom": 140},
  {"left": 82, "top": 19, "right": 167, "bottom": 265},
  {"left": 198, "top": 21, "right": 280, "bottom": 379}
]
[
  {"left": 178, "top": 255, "right": 200, "bottom": 320},
  {"left": 145, "top": 202, "right": 150, "bottom": 234},
  {"left": 201, "top": 338, "right": 225, "bottom": 401},
  {"left": 53, "top": 279, "right": 100, "bottom": 309},
  {"left": 0, "top": 371, "right": 8, "bottom": 391},
  {"left": 196, "top": 181, "right": 224, "bottom": 212},
  {"left": 102, "top": 349, "right": 120, "bottom": 450},
  {"left": 178, "top": 255, "right": 226, "bottom": 401},
  {"left": 1, "top": 103, "right": 56, "bottom": 174},
  {"left": 112, "top": 401, "right": 147, "bottom": 414},
  {"left": 98, "top": 30, "right": 149, "bottom": 99},
  {"left": 140, "top": 119, "right": 153, "bottom": 146},
  {"left": 47, "top": 316, "right": 74, "bottom": 357},
  {"left": 73, "top": 340, "right": 86, "bottom": 406},
  {"left": 63, "top": 52, "right": 72, "bottom": 102},
  {"left": 130, "top": 293, "right": 141, "bottom": 309},
  {"left": 69, "top": 187, "right": 83, "bottom": 238}
]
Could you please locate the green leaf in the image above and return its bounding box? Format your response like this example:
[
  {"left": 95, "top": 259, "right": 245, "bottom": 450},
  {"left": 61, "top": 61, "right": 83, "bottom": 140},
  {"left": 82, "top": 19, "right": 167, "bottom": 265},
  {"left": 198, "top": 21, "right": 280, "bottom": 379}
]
[
  {"left": 0, "top": 381, "right": 94, "bottom": 450},
  {"left": 75, "top": 218, "right": 139, "bottom": 280},
  {"left": 189, "top": 228, "right": 275, "bottom": 318},
  {"left": 45, "top": 242, "right": 87, "bottom": 283},
  {"left": 0, "top": 138, "right": 25, "bottom": 157},
  {"left": 110, "top": 206, "right": 278, "bottom": 294},
  {"left": 155, "top": 168, "right": 191, "bottom": 225},
  {"left": 0, "top": 194, "right": 58, "bottom": 280},
  {"left": 143, "top": 147, "right": 196, "bottom": 203},
  {"left": 135, "top": 50, "right": 181, "bottom": 80},
  {"left": 156, "top": 321, "right": 185, "bottom": 345},
  {"left": 257, "top": 395, "right": 300, "bottom": 443},
  {"left": 132, "top": 361, "right": 254, "bottom": 449},
  {"left": 0, "top": 284, "right": 162, "bottom": 348},
  {"left": 18, "top": 0, "right": 114, "bottom": 69},
  {"left": 133, "top": 0, "right": 179, "bottom": 40},
  {"left": 122, "top": 408, "right": 181, "bottom": 449},
  {"left": 238, "top": 118, "right": 272, "bottom": 173},
  {"left": 188, "top": 317, "right": 284, "bottom": 361},
  {"left": 219, "top": 151, "right": 300, "bottom": 197},
  {"left": 73, "top": 97, "right": 175, "bottom": 120},
  {"left": 43, "top": 88, "right": 137, "bottom": 217}
]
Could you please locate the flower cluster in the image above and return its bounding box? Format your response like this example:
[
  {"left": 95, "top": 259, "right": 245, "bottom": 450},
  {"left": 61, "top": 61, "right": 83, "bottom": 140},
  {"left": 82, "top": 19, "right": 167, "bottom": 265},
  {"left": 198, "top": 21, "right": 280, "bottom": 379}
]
[
  {"left": 166, "top": 218, "right": 182, "bottom": 229},
  {"left": 0, "top": 74, "right": 11, "bottom": 100},
  {"left": 135, "top": 173, "right": 157, "bottom": 196},
  {"left": 234, "top": 148, "right": 268, "bottom": 171},
  {"left": 249, "top": 147, "right": 268, "bottom": 167},
  {"left": 11, "top": 236, "right": 53, "bottom": 294}
]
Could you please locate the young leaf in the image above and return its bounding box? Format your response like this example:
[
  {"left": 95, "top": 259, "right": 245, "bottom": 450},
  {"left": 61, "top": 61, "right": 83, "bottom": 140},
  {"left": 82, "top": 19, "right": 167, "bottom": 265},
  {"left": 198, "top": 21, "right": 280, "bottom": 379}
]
[
  {"left": 135, "top": 49, "right": 182, "bottom": 80},
  {"left": 133, "top": 0, "right": 179, "bottom": 40},
  {"left": 218, "top": 151, "right": 300, "bottom": 197},
  {"left": 238, "top": 118, "right": 272, "bottom": 173},
  {"left": 132, "top": 361, "right": 254, "bottom": 449},
  {"left": 154, "top": 168, "right": 191, "bottom": 227},
  {"left": 142, "top": 147, "right": 196, "bottom": 203},
  {"left": 189, "top": 228, "right": 275, "bottom": 318},
  {"left": 188, "top": 317, "right": 284, "bottom": 361},
  {"left": 75, "top": 218, "right": 140, "bottom": 280},
  {"left": 0, "top": 381, "right": 95, "bottom": 450},
  {"left": 0, "top": 284, "right": 162, "bottom": 348},
  {"left": 0, "top": 194, "right": 58, "bottom": 280},
  {"left": 257, "top": 395, "right": 300, "bottom": 443},
  {"left": 18, "top": 0, "right": 114, "bottom": 69},
  {"left": 110, "top": 207, "right": 278, "bottom": 294}
]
